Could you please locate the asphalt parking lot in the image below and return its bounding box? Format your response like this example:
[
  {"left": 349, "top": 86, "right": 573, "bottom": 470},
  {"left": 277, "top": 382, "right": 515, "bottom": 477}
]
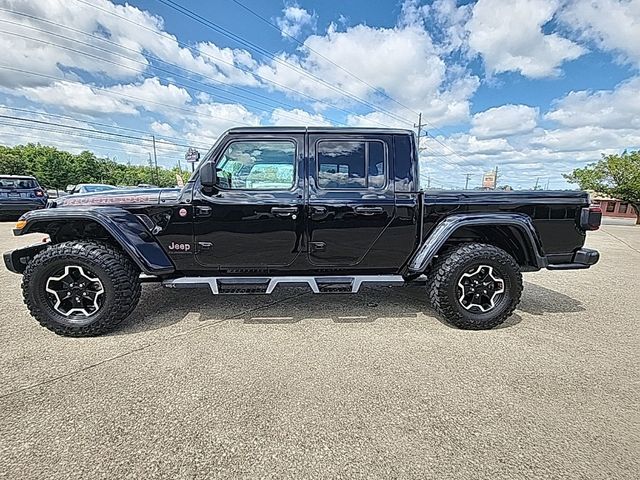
[{"left": 0, "top": 222, "right": 638, "bottom": 479}]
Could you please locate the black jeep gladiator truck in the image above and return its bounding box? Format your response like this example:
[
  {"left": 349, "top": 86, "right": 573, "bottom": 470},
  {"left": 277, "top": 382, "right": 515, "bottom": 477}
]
[{"left": 3, "top": 127, "right": 602, "bottom": 336}]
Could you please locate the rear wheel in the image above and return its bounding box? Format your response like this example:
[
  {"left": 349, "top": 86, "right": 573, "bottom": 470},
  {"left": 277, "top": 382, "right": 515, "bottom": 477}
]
[
  {"left": 428, "top": 243, "right": 522, "bottom": 330},
  {"left": 22, "top": 241, "right": 141, "bottom": 336}
]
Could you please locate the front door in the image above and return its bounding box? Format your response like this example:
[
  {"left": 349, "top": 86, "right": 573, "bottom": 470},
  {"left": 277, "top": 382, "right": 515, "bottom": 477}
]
[
  {"left": 307, "top": 133, "right": 396, "bottom": 267},
  {"left": 193, "top": 134, "right": 305, "bottom": 270}
]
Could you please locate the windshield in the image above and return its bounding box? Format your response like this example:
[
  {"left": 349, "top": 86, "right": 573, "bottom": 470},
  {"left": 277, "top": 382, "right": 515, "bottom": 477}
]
[
  {"left": 82, "top": 185, "right": 118, "bottom": 193},
  {"left": 0, "top": 177, "right": 37, "bottom": 189}
]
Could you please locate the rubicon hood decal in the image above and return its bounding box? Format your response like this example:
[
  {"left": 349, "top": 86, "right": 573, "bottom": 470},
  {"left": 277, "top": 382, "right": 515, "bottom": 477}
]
[
  {"left": 53, "top": 188, "right": 182, "bottom": 207},
  {"left": 59, "top": 193, "right": 158, "bottom": 206}
]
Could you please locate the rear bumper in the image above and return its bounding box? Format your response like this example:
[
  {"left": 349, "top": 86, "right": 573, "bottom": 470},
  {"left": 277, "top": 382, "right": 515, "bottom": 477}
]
[
  {"left": 0, "top": 202, "right": 45, "bottom": 215},
  {"left": 546, "top": 248, "right": 600, "bottom": 270}
]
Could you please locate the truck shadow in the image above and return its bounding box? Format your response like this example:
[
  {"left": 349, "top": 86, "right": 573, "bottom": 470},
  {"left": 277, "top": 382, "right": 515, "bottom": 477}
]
[
  {"left": 115, "top": 281, "right": 584, "bottom": 335},
  {"left": 518, "top": 282, "right": 586, "bottom": 315}
]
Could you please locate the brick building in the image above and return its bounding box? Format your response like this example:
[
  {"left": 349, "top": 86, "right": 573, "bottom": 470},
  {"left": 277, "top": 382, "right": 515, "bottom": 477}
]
[{"left": 591, "top": 193, "right": 638, "bottom": 220}]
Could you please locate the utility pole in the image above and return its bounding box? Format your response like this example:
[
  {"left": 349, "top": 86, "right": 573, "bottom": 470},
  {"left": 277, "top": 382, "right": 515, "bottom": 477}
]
[
  {"left": 414, "top": 113, "right": 426, "bottom": 151},
  {"left": 464, "top": 173, "right": 472, "bottom": 190},
  {"left": 534, "top": 177, "right": 540, "bottom": 190},
  {"left": 152, "top": 135, "right": 159, "bottom": 186}
]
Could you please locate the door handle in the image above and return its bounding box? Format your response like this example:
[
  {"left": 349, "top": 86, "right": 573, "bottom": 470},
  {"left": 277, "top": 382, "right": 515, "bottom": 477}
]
[
  {"left": 354, "top": 206, "right": 384, "bottom": 215},
  {"left": 271, "top": 206, "right": 298, "bottom": 217},
  {"left": 196, "top": 206, "right": 212, "bottom": 217}
]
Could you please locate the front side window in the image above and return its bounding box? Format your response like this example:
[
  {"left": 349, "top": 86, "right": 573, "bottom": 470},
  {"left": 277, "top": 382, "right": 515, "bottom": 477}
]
[
  {"left": 317, "top": 140, "right": 386, "bottom": 189},
  {"left": 216, "top": 140, "right": 296, "bottom": 190}
]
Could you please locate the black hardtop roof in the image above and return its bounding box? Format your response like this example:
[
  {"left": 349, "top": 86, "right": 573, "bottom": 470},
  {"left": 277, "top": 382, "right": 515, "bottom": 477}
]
[{"left": 226, "top": 126, "right": 415, "bottom": 136}]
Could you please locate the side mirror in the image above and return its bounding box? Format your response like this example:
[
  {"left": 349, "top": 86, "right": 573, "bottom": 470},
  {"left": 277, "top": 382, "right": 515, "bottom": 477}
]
[{"left": 200, "top": 162, "right": 217, "bottom": 191}]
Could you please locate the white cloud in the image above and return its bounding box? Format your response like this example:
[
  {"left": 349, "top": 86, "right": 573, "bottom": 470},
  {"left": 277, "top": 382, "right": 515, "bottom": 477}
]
[
  {"left": 471, "top": 104, "right": 538, "bottom": 139},
  {"left": 401, "top": 0, "right": 472, "bottom": 54},
  {"left": 560, "top": 0, "right": 640, "bottom": 68},
  {"left": 530, "top": 126, "right": 640, "bottom": 153},
  {"left": 14, "top": 81, "right": 137, "bottom": 115},
  {"left": 257, "top": 21, "right": 478, "bottom": 127},
  {"left": 181, "top": 102, "right": 260, "bottom": 147},
  {"left": 466, "top": 0, "right": 585, "bottom": 78},
  {"left": 269, "top": 108, "right": 331, "bottom": 126},
  {"left": 0, "top": 0, "right": 259, "bottom": 90},
  {"left": 545, "top": 76, "right": 640, "bottom": 130},
  {"left": 276, "top": 4, "right": 317, "bottom": 38},
  {"left": 150, "top": 121, "right": 177, "bottom": 137},
  {"left": 14, "top": 78, "right": 191, "bottom": 116},
  {"left": 109, "top": 78, "right": 192, "bottom": 111}
]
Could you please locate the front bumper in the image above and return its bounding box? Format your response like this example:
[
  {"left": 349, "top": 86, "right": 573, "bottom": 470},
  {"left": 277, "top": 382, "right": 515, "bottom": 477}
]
[
  {"left": 3, "top": 243, "right": 49, "bottom": 274},
  {"left": 546, "top": 248, "right": 600, "bottom": 270}
]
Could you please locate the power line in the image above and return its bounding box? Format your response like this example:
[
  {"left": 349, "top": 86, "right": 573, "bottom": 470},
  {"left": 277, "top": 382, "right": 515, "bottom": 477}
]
[
  {"left": 154, "top": 0, "right": 415, "bottom": 127},
  {"left": 0, "top": 123, "right": 182, "bottom": 154},
  {"left": 0, "top": 129, "right": 177, "bottom": 163},
  {"left": 0, "top": 10, "right": 347, "bottom": 127},
  {"left": 71, "top": 0, "right": 396, "bottom": 127},
  {"left": 70, "top": 0, "right": 468, "bottom": 159},
  {"left": 1, "top": 106, "right": 210, "bottom": 150},
  {"left": 0, "top": 114, "right": 189, "bottom": 148},
  {"left": 0, "top": 23, "right": 336, "bottom": 128},
  {"left": 228, "top": 0, "right": 420, "bottom": 118},
  {"left": 0, "top": 65, "right": 255, "bottom": 127},
  {"left": 3, "top": 4, "right": 471, "bottom": 165}
]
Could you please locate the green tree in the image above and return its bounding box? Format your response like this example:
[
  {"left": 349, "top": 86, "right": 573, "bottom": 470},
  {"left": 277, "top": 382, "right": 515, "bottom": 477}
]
[
  {"left": 0, "top": 149, "right": 31, "bottom": 175},
  {"left": 0, "top": 143, "right": 187, "bottom": 189},
  {"left": 564, "top": 151, "right": 640, "bottom": 224}
]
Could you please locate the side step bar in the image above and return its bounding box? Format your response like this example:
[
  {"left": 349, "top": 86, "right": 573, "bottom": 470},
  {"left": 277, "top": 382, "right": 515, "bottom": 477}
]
[{"left": 163, "top": 275, "right": 405, "bottom": 294}]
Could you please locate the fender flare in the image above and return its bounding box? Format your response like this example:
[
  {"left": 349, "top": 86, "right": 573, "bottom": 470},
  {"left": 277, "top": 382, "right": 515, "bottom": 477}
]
[
  {"left": 407, "top": 213, "right": 547, "bottom": 273},
  {"left": 16, "top": 207, "right": 175, "bottom": 275}
]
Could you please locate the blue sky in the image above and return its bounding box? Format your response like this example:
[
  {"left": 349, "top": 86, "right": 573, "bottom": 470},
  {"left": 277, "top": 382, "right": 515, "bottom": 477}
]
[{"left": 0, "top": 0, "right": 639, "bottom": 189}]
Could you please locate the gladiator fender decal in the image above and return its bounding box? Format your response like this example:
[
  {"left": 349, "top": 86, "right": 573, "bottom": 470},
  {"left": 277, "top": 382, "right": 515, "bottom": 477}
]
[
  {"left": 17, "top": 207, "right": 175, "bottom": 275},
  {"left": 408, "top": 213, "right": 547, "bottom": 273}
]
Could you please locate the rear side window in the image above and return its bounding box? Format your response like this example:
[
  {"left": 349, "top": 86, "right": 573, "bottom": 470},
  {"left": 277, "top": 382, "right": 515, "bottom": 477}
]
[
  {"left": 317, "top": 140, "right": 386, "bottom": 189},
  {"left": 0, "top": 177, "right": 37, "bottom": 189}
]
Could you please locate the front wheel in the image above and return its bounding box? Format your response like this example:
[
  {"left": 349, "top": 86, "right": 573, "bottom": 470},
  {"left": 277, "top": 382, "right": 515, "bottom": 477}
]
[
  {"left": 22, "top": 241, "right": 142, "bottom": 337},
  {"left": 428, "top": 243, "right": 523, "bottom": 330}
]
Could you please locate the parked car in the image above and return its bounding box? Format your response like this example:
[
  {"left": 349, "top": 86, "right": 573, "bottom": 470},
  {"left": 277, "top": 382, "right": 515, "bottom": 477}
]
[
  {"left": 4, "top": 127, "right": 601, "bottom": 337},
  {"left": 66, "top": 184, "right": 119, "bottom": 194},
  {"left": 44, "top": 188, "right": 68, "bottom": 199},
  {"left": 0, "top": 175, "right": 47, "bottom": 219}
]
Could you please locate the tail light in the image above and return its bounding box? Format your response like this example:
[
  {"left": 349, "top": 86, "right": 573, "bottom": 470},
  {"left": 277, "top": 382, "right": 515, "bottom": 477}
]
[
  {"left": 580, "top": 205, "right": 602, "bottom": 231},
  {"left": 35, "top": 189, "right": 44, "bottom": 197}
]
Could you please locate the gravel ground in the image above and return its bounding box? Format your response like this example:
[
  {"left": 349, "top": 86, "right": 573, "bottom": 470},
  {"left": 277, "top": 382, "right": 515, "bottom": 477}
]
[{"left": 0, "top": 222, "right": 638, "bottom": 480}]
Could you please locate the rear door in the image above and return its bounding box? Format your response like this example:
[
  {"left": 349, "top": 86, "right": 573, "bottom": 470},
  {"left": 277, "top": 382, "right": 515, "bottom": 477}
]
[{"left": 307, "top": 133, "right": 396, "bottom": 267}]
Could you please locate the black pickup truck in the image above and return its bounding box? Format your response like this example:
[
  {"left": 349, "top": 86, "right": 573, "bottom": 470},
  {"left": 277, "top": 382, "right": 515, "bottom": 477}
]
[{"left": 3, "top": 127, "right": 602, "bottom": 336}]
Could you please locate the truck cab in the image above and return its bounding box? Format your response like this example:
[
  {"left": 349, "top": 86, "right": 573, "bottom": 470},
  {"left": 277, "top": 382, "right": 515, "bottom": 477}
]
[{"left": 177, "top": 127, "right": 419, "bottom": 275}]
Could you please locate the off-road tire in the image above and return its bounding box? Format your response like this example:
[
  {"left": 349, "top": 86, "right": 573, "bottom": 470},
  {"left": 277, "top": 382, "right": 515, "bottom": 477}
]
[
  {"left": 22, "top": 241, "right": 141, "bottom": 337},
  {"left": 428, "top": 243, "right": 522, "bottom": 330}
]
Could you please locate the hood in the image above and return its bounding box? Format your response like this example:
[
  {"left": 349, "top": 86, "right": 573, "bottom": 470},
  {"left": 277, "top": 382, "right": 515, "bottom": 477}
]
[{"left": 51, "top": 187, "right": 182, "bottom": 208}]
